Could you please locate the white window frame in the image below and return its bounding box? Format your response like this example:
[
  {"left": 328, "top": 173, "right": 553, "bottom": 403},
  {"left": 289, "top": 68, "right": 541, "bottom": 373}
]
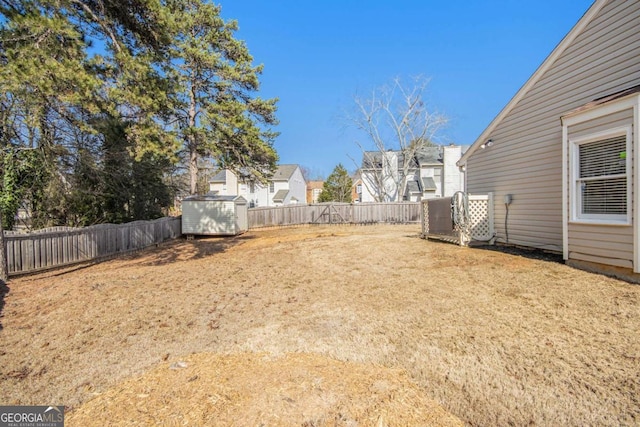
[{"left": 569, "top": 125, "right": 632, "bottom": 225}]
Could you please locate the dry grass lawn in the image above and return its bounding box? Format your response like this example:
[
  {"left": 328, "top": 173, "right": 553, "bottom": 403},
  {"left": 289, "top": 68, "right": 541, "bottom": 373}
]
[{"left": 0, "top": 224, "right": 638, "bottom": 426}]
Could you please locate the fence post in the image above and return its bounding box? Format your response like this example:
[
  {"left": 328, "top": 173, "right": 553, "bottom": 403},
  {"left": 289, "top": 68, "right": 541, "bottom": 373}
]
[{"left": 0, "top": 211, "right": 7, "bottom": 282}]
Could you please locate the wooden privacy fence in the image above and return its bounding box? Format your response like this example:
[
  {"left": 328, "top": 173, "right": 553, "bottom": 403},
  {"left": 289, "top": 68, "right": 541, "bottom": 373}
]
[
  {"left": 247, "top": 202, "right": 420, "bottom": 229},
  {"left": 4, "top": 216, "right": 182, "bottom": 276}
]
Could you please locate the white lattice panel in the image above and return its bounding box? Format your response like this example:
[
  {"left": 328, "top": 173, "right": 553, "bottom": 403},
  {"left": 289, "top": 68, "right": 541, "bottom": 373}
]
[
  {"left": 421, "top": 200, "right": 429, "bottom": 235},
  {"left": 421, "top": 193, "right": 494, "bottom": 245},
  {"left": 468, "top": 195, "right": 494, "bottom": 241}
]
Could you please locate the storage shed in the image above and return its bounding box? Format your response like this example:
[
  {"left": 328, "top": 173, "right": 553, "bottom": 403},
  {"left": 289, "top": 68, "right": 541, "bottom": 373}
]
[{"left": 181, "top": 194, "right": 248, "bottom": 236}]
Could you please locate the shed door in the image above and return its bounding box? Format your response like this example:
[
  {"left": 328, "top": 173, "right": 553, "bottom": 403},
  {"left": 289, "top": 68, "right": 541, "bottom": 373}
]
[{"left": 236, "top": 203, "right": 248, "bottom": 232}]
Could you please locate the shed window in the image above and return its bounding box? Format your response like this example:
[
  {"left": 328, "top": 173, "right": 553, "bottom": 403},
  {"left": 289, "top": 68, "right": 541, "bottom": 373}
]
[{"left": 572, "top": 127, "right": 631, "bottom": 223}]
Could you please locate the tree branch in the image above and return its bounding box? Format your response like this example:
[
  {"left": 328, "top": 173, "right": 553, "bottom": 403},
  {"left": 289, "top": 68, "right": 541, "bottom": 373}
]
[{"left": 68, "top": 0, "right": 122, "bottom": 54}]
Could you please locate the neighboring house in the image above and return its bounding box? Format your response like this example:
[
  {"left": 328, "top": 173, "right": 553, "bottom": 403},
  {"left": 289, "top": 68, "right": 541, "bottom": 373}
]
[
  {"left": 457, "top": 0, "right": 640, "bottom": 273},
  {"left": 209, "top": 164, "right": 307, "bottom": 207},
  {"left": 360, "top": 145, "right": 465, "bottom": 202},
  {"left": 306, "top": 180, "right": 324, "bottom": 204},
  {"left": 351, "top": 172, "right": 363, "bottom": 203}
]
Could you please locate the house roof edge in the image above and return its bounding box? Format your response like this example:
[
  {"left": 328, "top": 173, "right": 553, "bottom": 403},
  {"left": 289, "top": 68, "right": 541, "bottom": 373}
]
[{"left": 457, "top": 0, "right": 608, "bottom": 167}]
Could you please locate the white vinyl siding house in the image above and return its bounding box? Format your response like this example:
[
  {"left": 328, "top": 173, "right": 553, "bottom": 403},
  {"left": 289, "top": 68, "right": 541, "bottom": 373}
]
[
  {"left": 360, "top": 145, "right": 465, "bottom": 202},
  {"left": 210, "top": 165, "right": 307, "bottom": 207},
  {"left": 458, "top": 0, "right": 640, "bottom": 273},
  {"left": 361, "top": 151, "right": 400, "bottom": 203}
]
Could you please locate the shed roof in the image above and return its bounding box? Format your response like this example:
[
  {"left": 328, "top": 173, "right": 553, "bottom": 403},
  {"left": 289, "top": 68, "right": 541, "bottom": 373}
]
[{"left": 183, "top": 194, "right": 247, "bottom": 203}]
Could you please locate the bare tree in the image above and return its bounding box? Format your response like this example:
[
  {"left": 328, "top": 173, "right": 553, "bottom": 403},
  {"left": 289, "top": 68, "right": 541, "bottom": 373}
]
[
  {"left": 349, "top": 76, "right": 448, "bottom": 201},
  {"left": 299, "top": 165, "right": 325, "bottom": 182}
]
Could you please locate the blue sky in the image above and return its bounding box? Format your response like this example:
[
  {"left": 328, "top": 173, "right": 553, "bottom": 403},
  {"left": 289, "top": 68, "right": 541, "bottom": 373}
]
[{"left": 219, "top": 1, "right": 595, "bottom": 178}]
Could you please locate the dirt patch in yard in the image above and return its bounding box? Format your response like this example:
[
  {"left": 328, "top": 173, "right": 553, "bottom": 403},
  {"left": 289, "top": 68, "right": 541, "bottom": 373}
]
[
  {"left": 67, "top": 352, "right": 462, "bottom": 426},
  {"left": 1, "top": 224, "right": 639, "bottom": 426}
]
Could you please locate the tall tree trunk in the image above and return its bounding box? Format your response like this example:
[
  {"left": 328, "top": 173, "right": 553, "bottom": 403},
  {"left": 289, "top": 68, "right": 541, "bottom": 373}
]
[
  {"left": 189, "top": 144, "right": 198, "bottom": 195},
  {"left": 188, "top": 81, "right": 198, "bottom": 195}
]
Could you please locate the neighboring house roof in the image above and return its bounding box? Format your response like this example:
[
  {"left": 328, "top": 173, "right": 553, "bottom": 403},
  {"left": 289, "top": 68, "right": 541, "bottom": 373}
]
[
  {"left": 406, "top": 180, "right": 422, "bottom": 194},
  {"left": 361, "top": 151, "right": 385, "bottom": 169},
  {"left": 415, "top": 147, "right": 442, "bottom": 165},
  {"left": 272, "top": 189, "right": 289, "bottom": 202},
  {"left": 272, "top": 164, "right": 299, "bottom": 181},
  {"left": 210, "top": 170, "right": 226, "bottom": 182},
  {"left": 210, "top": 165, "right": 301, "bottom": 183},
  {"left": 457, "top": 0, "right": 608, "bottom": 166},
  {"left": 421, "top": 177, "right": 437, "bottom": 191},
  {"left": 362, "top": 147, "right": 444, "bottom": 170}
]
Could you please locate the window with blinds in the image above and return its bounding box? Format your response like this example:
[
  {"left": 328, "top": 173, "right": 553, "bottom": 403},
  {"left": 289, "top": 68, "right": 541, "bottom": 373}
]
[{"left": 577, "top": 134, "right": 628, "bottom": 218}]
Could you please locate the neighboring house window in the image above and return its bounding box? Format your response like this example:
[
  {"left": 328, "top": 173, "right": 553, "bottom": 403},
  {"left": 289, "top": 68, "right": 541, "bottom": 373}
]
[
  {"left": 312, "top": 188, "right": 322, "bottom": 203},
  {"left": 269, "top": 182, "right": 275, "bottom": 193},
  {"left": 356, "top": 184, "right": 362, "bottom": 194},
  {"left": 571, "top": 127, "right": 631, "bottom": 223},
  {"left": 250, "top": 182, "right": 255, "bottom": 193}
]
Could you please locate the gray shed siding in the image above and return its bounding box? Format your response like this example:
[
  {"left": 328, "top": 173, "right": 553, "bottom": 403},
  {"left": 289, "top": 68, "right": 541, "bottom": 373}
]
[
  {"left": 565, "top": 107, "right": 635, "bottom": 268},
  {"left": 182, "top": 199, "right": 247, "bottom": 236},
  {"left": 465, "top": 0, "right": 640, "bottom": 252}
]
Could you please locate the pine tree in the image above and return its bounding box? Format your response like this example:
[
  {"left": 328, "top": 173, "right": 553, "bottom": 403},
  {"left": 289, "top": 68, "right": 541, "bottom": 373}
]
[
  {"left": 164, "top": 0, "right": 279, "bottom": 195},
  {"left": 319, "top": 164, "right": 353, "bottom": 203}
]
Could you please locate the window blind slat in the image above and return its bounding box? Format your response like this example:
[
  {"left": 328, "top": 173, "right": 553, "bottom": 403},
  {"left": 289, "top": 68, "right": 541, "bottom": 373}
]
[
  {"left": 579, "top": 136, "right": 626, "bottom": 178},
  {"left": 577, "top": 134, "right": 627, "bottom": 216},
  {"left": 581, "top": 175, "right": 626, "bottom": 215}
]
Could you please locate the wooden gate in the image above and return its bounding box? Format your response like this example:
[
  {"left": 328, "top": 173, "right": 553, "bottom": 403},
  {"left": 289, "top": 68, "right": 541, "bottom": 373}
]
[{"left": 312, "top": 204, "right": 350, "bottom": 224}]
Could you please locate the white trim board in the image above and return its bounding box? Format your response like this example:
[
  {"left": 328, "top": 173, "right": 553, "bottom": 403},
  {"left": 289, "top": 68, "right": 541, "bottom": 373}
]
[{"left": 561, "top": 92, "right": 640, "bottom": 271}]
